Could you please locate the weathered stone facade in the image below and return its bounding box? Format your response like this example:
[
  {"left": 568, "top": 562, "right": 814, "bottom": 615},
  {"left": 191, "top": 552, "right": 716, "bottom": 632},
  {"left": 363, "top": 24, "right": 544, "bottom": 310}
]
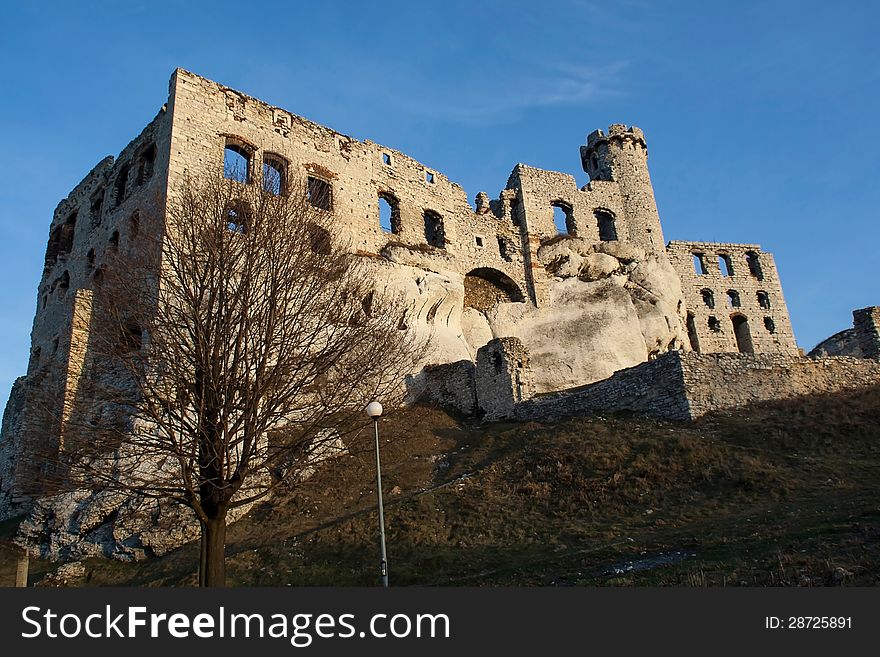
[
  {"left": 809, "top": 306, "right": 880, "bottom": 360},
  {"left": 0, "top": 69, "right": 815, "bottom": 556}
]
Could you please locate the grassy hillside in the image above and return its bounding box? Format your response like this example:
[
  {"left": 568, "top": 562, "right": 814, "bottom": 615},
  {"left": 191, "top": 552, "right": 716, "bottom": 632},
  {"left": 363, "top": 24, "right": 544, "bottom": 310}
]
[{"left": 6, "top": 385, "right": 880, "bottom": 586}]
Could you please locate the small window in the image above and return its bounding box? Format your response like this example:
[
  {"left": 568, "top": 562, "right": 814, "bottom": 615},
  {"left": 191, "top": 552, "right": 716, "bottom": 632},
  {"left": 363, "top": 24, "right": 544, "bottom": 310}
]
[
  {"left": 121, "top": 323, "right": 142, "bottom": 352},
  {"left": 109, "top": 231, "right": 120, "bottom": 251},
  {"left": 745, "top": 251, "right": 763, "bottom": 280},
  {"left": 726, "top": 290, "right": 741, "bottom": 308},
  {"left": 90, "top": 190, "right": 104, "bottom": 228},
  {"left": 262, "top": 155, "right": 287, "bottom": 196},
  {"left": 424, "top": 210, "right": 445, "bottom": 248},
  {"left": 700, "top": 288, "right": 715, "bottom": 309},
  {"left": 764, "top": 317, "right": 776, "bottom": 333},
  {"left": 382, "top": 152, "right": 392, "bottom": 166},
  {"left": 307, "top": 176, "right": 333, "bottom": 211},
  {"left": 475, "top": 236, "right": 484, "bottom": 247},
  {"left": 225, "top": 200, "right": 251, "bottom": 233},
  {"left": 425, "top": 170, "right": 435, "bottom": 184},
  {"left": 757, "top": 291, "right": 771, "bottom": 309},
  {"left": 115, "top": 164, "right": 130, "bottom": 206},
  {"left": 718, "top": 253, "right": 733, "bottom": 277},
  {"left": 693, "top": 252, "right": 708, "bottom": 275},
  {"left": 308, "top": 224, "right": 331, "bottom": 255},
  {"left": 498, "top": 236, "right": 513, "bottom": 262},
  {"left": 378, "top": 192, "right": 400, "bottom": 234},
  {"left": 708, "top": 316, "right": 721, "bottom": 332},
  {"left": 135, "top": 143, "right": 156, "bottom": 186},
  {"left": 552, "top": 201, "right": 575, "bottom": 235},
  {"left": 595, "top": 209, "right": 617, "bottom": 241},
  {"left": 86, "top": 248, "right": 95, "bottom": 268},
  {"left": 223, "top": 142, "right": 251, "bottom": 183}
]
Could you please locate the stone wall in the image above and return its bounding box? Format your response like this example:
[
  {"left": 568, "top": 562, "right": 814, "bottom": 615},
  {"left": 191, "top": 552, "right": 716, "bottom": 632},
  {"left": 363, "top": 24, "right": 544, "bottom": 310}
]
[
  {"left": 853, "top": 307, "right": 880, "bottom": 360},
  {"left": 667, "top": 241, "right": 798, "bottom": 356},
  {"left": 516, "top": 352, "right": 691, "bottom": 422},
  {"left": 515, "top": 351, "right": 880, "bottom": 423}
]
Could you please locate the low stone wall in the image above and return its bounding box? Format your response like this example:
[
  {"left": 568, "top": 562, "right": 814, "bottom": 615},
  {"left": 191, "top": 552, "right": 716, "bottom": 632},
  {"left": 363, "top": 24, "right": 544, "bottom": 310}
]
[
  {"left": 513, "top": 351, "right": 880, "bottom": 423},
  {"left": 515, "top": 352, "right": 691, "bottom": 422},
  {"left": 680, "top": 352, "right": 880, "bottom": 418},
  {"left": 406, "top": 360, "right": 476, "bottom": 416}
]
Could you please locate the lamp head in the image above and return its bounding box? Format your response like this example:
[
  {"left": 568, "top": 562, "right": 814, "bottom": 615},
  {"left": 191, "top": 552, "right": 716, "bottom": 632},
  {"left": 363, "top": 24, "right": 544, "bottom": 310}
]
[{"left": 365, "top": 401, "right": 383, "bottom": 419}]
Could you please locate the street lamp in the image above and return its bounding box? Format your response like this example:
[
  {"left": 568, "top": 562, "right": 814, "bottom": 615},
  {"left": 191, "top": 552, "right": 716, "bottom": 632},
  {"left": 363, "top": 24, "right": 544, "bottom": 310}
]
[{"left": 365, "top": 400, "right": 388, "bottom": 587}]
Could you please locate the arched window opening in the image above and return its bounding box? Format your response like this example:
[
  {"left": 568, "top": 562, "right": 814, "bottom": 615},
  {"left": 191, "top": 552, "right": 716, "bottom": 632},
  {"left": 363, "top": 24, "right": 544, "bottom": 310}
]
[
  {"left": 307, "top": 176, "right": 333, "bottom": 211},
  {"left": 57, "top": 270, "right": 70, "bottom": 294},
  {"left": 90, "top": 190, "right": 104, "bottom": 228},
  {"left": 745, "top": 251, "right": 763, "bottom": 280},
  {"left": 595, "top": 209, "right": 618, "bottom": 241},
  {"left": 551, "top": 201, "right": 575, "bottom": 235},
  {"left": 464, "top": 268, "right": 525, "bottom": 312},
  {"left": 726, "top": 290, "right": 741, "bottom": 308},
  {"left": 692, "top": 252, "right": 708, "bottom": 275},
  {"left": 732, "top": 315, "right": 754, "bottom": 354},
  {"left": 115, "top": 164, "right": 130, "bottom": 206},
  {"left": 225, "top": 200, "right": 251, "bottom": 234},
  {"left": 86, "top": 248, "right": 95, "bottom": 268},
  {"left": 423, "top": 210, "right": 445, "bottom": 248},
  {"left": 109, "top": 230, "right": 120, "bottom": 251},
  {"left": 718, "top": 253, "right": 733, "bottom": 277},
  {"left": 308, "top": 224, "right": 331, "bottom": 255},
  {"left": 262, "top": 154, "right": 287, "bottom": 196},
  {"left": 757, "top": 291, "right": 771, "bottom": 309},
  {"left": 700, "top": 288, "right": 715, "bottom": 309},
  {"left": 121, "top": 322, "right": 143, "bottom": 353},
  {"left": 135, "top": 143, "right": 156, "bottom": 186},
  {"left": 378, "top": 192, "right": 401, "bottom": 234},
  {"left": 223, "top": 142, "right": 251, "bottom": 183},
  {"left": 764, "top": 317, "right": 776, "bottom": 334},
  {"left": 708, "top": 316, "right": 721, "bottom": 332},
  {"left": 686, "top": 312, "right": 700, "bottom": 352}
]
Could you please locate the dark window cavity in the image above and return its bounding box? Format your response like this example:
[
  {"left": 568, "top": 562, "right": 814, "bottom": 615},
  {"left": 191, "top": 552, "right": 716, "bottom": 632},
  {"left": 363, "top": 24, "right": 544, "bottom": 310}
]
[
  {"left": 424, "top": 210, "right": 445, "bottom": 248},
  {"left": 45, "top": 212, "right": 77, "bottom": 268},
  {"left": 425, "top": 170, "right": 435, "bottom": 184},
  {"left": 718, "top": 253, "right": 733, "bottom": 277},
  {"left": 732, "top": 315, "right": 754, "bottom": 354},
  {"left": 686, "top": 312, "right": 700, "bottom": 351},
  {"left": 745, "top": 251, "right": 763, "bottom": 280},
  {"left": 595, "top": 209, "right": 618, "bottom": 241},
  {"left": 727, "top": 289, "right": 741, "bottom": 308},
  {"left": 475, "top": 236, "right": 484, "bottom": 247},
  {"left": 692, "top": 252, "right": 708, "bottom": 275},
  {"left": 109, "top": 230, "right": 120, "bottom": 251},
  {"left": 764, "top": 317, "right": 776, "bottom": 333},
  {"left": 115, "top": 164, "right": 130, "bottom": 206},
  {"left": 382, "top": 152, "right": 392, "bottom": 166},
  {"left": 135, "top": 143, "right": 157, "bottom": 186},
  {"left": 307, "top": 176, "right": 333, "bottom": 211},
  {"left": 708, "top": 316, "right": 721, "bottom": 332},
  {"left": 90, "top": 189, "right": 104, "bottom": 228},
  {"left": 308, "top": 224, "right": 332, "bottom": 255},
  {"left": 700, "top": 288, "right": 715, "bottom": 308},
  {"left": 757, "top": 291, "right": 771, "bottom": 309}
]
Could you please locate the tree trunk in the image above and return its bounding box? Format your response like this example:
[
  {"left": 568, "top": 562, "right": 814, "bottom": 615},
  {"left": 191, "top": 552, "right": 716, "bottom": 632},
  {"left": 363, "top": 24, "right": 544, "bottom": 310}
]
[
  {"left": 201, "top": 515, "right": 227, "bottom": 587},
  {"left": 198, "top": 520, "right": 207, "bottom": 587}
]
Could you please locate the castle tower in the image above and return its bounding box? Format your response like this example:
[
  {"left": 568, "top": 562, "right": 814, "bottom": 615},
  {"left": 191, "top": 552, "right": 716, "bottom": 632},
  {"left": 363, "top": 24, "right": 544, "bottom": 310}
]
[{"left": 580, "top": 125, "right": 664, "bottom": 250}]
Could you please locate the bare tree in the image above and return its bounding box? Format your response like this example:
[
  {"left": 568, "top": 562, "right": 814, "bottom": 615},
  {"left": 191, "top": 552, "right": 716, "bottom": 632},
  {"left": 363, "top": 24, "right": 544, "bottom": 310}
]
[{"left": 33, "top": 170, "right": 424, "bottom": 585}]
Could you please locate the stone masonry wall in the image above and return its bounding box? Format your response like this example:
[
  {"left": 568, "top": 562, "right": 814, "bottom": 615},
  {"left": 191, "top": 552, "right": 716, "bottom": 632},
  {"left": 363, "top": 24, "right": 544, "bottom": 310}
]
[
  {"left": 515, "top": 351, "right": 880, "bottom": 423},
  {"left": 680, "top": 352, "right": 880, "bottom": 418},
  {"left": 667, "top": 240, "right": 798, "bottom": 356},
  {"left": 853, "top": 307, "right": 880, "bottom": 360},
  {"left": 515, "top": 351, "right": 691, "bottom": 422}
]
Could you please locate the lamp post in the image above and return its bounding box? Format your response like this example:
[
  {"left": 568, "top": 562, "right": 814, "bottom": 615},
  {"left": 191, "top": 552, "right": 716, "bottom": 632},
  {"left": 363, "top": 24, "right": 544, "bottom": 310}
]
[{"left": 365, "top": 400, "right": 389, "bottom": 587}]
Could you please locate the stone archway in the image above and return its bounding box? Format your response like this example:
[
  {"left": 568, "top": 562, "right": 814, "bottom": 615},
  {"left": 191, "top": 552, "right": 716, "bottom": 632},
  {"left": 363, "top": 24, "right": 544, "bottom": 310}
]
[
  {"left": 464, "top": 268, "right": 525, "bottom": 312},
  {"left": 731, "top": 314, "right": 754, "bottom": 354}
]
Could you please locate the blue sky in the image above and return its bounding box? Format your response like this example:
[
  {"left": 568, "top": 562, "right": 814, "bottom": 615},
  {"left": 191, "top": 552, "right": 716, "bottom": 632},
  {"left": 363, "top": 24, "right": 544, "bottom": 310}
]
[{"left": 1, "top": 0, "right": 878, "bottom": 401}]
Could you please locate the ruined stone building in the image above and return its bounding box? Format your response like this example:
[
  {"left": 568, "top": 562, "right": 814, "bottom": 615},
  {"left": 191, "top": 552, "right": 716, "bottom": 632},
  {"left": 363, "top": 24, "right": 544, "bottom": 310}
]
[{"left": 1, "top": 69, "right": 878, "bottom": 558}]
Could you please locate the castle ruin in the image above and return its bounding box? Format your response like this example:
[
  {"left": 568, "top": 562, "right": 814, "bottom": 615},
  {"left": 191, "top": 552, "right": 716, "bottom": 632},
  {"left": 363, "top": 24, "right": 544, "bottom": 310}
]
[{"left": 1, "top": 69, "right": 878, "bottom": 559}]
